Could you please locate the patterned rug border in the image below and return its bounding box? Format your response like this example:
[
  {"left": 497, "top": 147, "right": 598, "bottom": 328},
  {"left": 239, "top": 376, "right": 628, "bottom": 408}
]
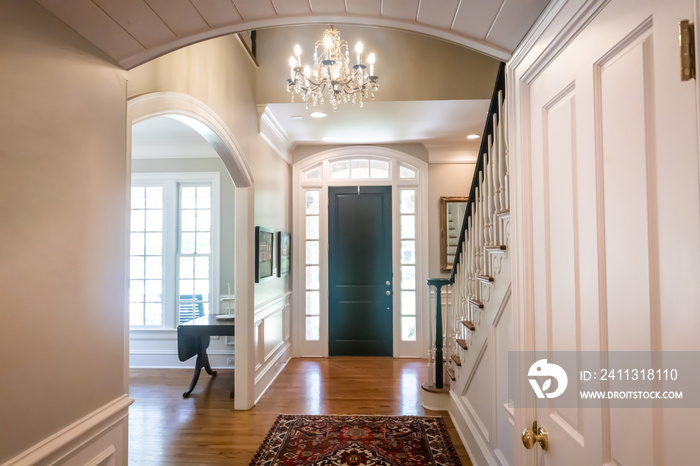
[{"left": 250, "top": 414, "right": 462, "bottom": 466}]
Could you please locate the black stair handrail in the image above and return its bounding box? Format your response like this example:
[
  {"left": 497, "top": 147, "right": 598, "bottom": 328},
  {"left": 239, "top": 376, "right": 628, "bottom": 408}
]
[{"left": 449, "top": 62, "right": 506, "bottom": 284}]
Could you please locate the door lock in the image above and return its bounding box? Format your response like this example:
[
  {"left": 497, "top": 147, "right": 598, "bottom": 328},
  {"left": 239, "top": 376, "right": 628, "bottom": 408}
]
[{"left": 522, "top": 421, "right": 548, "bottom": 451}]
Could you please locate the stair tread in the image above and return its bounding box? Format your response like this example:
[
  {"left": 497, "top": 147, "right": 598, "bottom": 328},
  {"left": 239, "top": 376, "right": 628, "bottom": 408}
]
[
  {"left": 469, "top": 298, "right": 484, "bottom": 308},
  {"left": 446, "top": 367, "right": 456, "bottom": 381},
  {"left": 476, "top": 274, "right": 494, "bottom": 283},
  {"left": 456, "top": 339, "right": 468, "bottom": 350},
  {"left": 461, "top": 320, "right": 476, "bottom": 331},
  {"left": 450, "top": 354, "right": 462, "bottom": 366}
]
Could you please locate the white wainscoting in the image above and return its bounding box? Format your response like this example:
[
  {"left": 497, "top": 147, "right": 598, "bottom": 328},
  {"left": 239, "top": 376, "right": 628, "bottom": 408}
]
[
  {"left": 253, "top": 292, "right": 292, "bottom": 403},
  {"left": 129, "top": 328, "right": 235, "bottom": 369},
  {"left": 448, "top": 258, "right": 513, "bottom": 466},
  {"left": 1, "top": 396, "right": 133, "bottom": 466}
]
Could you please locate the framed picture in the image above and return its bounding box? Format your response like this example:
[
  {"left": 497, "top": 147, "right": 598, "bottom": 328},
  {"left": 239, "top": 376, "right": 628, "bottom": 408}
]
[
  {"left": 277, "top": 231, "right": 291, "bottom": 277},
  {"left": 255, "top": 226, "right": 274, "bottom": 283}
]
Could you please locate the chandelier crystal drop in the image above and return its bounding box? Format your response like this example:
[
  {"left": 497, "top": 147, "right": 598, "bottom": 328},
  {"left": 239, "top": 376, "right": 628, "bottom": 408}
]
[{"left": 286, "top": 27, "right": 379, "bottom": 111}]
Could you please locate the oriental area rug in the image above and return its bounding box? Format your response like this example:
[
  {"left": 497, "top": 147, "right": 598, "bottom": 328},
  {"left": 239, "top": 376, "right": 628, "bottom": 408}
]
[{"left": 250, "top": 414, "right": 462, "bottom": 466}]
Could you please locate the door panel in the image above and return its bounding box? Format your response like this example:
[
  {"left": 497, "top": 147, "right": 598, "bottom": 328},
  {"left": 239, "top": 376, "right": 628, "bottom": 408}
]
[
  {"left": 328, "top": 186, "right": 392, "bottom": 356},
  {"left": 519, "top": 0, "right": 700, "bottom": 464}
]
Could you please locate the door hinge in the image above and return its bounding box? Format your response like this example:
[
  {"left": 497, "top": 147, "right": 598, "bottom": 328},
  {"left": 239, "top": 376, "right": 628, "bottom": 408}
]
[{"left": 680, "top": 19, "right": 696, "bottom": 81}]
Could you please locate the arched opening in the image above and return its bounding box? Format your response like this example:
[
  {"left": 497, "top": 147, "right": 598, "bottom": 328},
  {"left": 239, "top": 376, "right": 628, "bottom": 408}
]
[{"left": 126, "top": 92, "right": 256, "bottom": 410}]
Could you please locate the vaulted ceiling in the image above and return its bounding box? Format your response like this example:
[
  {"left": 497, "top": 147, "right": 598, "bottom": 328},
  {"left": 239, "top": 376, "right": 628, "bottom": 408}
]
[{"left": 36, "top": 0, "right": 550, "bottom": 69}]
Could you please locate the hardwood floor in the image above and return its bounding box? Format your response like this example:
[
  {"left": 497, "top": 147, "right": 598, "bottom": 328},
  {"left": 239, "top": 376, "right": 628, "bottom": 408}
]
[{"left": 129, "top": 358, "right": 472, "bottom": 465}]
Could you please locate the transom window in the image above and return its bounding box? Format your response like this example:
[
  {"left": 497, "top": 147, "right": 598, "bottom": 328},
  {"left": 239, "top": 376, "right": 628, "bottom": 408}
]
[
  {"left": 329, "top": 158, "right": 390, "bottom": 180},
  {"left": 130, "top": 173, "right": 220, "bottom": 328}
]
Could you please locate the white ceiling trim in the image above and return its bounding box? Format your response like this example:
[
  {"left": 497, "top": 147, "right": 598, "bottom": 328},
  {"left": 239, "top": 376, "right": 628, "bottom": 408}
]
[{"left": 115, "top": 15, "right": 510, "bottom": 69}]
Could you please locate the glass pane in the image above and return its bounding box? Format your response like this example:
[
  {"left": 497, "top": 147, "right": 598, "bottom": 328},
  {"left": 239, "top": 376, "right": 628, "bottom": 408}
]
[
  {"left": 181, "top": 187, "right": 196, "bottom": 209},
  {"left": 179, "top": 256, "right": 194, "bottom": 279},
  {"left": 306, "top": 266, "right": 320, "bottom": 290},
  {"left": 197, "top": 209, "right": 211, "bottom": 232},
  {"left": 196, "top": 232, "right": 211, "bottom": 254},
  {"left": 129, "top": 280, "right": 144, "bottom": 302},
  {"left": 197, "top": 186, "right": 211, "bottom": 208},
  {"left": 145, "top": 279, "right": 162, "bottom": 302},
  {"left": 181, "top": 233, "right": 195, "bottom": 254},
  {"left": 400, "top": 215, "right": 415, "bottom": 239},
  {"left": 401, "top": 291, "right": 416, "bottom": 316},
  {"left": 130, "top": 302, "right": 144, "bottom": 326},
  {"left": 401, "top": 265, "right": 415, "bottom": 290},
  {"left": 130, "top": 209, "right": 145, "bottom": 232},
  {"left": 304, "top": 166, "right": 321, "bottom": 180},
  {"left": 130, "top": 233, "right": 144, "bottom": 256},
  {"left": 370, "top": 160, "right": 389, "bottom": 178},
  {"left": 306, "top": 216, "right": 319, "bottom": 240},
  {"left": 305, "top": 191, "right": 320, "bottom": 214},
  {"left": 130, "top": 256, "right": 144, "bottom": 279},
  {"left": 400, "top": 190, "right": 415, "bottom": 214},
  {"left": 145, "top": 302, "right": 162, "bottom": 326},
  {"left": 194, "top": 279, "right": 209, "bottom": 296},
  {"left": 306, "top": 241, "right": 319, "bottom": 265},
  {"left": 306, "top": 291, "right": 320, "bottom": 315},
  {"left": 146, "top": 186, "right": 163, "bottom": 208},
  {"left": 400, "top": 166, "right": 417, "bottom": 178},
  {"left": 145, "top": 209, "right": 162, "bottom": 232},
  {"left": 401, "top": 316, "right": 417, "bottom": 341},
  {"left": 179, "top": 279, "right": 194, "bottom": 295},
  {"left": 401, "top": 240, "right": 415, "bottom": 264},
  {"left": 330, "top": 160, "right": 350, "bottom": 179},
  {"left": 131, "top": 187, "right": 145, "bottom": 209},
  {"left": 350, "top": 159, "right": 369, "bottom": 179},
  {"left": 145, "top": 232, "right": 162, "bottom": 256},
  {"left": 181, "top": 210, "right": 196, "bottom": 232},
  {"left": 194, "top": 256, "right": 210, "bottom": 278},
  {"left": 306, "top": 316, "right": 320, "bottom": 340},
  {"left": 145, "top": 256, "right": 162, "bottom": 279}
]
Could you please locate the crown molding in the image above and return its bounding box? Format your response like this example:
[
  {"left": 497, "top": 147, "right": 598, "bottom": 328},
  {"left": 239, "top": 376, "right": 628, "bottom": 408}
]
[{"left": 258, "top": 105, "right": 292, "bottom": 165}]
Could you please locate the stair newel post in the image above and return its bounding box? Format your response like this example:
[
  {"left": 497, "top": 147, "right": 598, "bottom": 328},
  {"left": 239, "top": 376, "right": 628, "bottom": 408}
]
[{"left": 427, "top": 278, "right": 450, "bottom": 389}]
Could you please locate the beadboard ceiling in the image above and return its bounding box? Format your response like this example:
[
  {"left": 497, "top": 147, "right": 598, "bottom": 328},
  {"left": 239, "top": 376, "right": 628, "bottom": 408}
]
[{"left": 35, "top": 0, "right": 550, "bottom": 69}]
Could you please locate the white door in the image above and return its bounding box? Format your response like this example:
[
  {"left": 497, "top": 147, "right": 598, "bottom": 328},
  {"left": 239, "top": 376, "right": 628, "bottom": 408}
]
[{"left": 511, "top": 0, "right": 700, "bottom": 464}]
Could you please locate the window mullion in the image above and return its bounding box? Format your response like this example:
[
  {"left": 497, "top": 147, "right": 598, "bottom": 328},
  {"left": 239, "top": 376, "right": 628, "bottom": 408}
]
[{"left": 162, "top": 180, "right": 178, "bottom": 329}]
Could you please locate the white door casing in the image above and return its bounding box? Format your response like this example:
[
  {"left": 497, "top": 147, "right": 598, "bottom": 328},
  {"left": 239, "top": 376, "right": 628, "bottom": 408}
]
[
  {"left": 292, "top": 147, "right": 429, "bottom": 358},
  {"left": 509, "top": 0, "right": 700, "bottom": 464}
]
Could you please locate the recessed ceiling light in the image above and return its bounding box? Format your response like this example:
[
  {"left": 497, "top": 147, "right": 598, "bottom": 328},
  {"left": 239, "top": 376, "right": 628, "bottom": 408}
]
[
  {"left": 310, "top": 112, "right": 327, "bottom": 118},
  {"left": 321, "top": 136, "right": 334, "bottom": 142},
  {"left": 291, "top": 115, "right": 303, "bottom": 120},
  {"left": 466, "top": 134, "right": 480, "bottom": 140}
]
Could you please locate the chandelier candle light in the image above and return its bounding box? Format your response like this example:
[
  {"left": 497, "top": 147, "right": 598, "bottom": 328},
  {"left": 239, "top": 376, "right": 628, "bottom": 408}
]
[{"left": 286, "top": 27, "right": 378, "bottom": 110}]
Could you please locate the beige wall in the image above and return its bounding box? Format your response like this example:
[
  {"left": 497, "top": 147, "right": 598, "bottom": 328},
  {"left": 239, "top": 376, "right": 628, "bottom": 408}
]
[
  {"left": 428, "top": 163, "right": 476, "bottom": 278},
  {"left": 128, "top": 35, "right": 292, "bottom": 306},
  {"left": 0, "top": 0, "right": 128, "bottom": 461},
  {"left": 256, "top": 25, "right": 500, "bottom": 104}
]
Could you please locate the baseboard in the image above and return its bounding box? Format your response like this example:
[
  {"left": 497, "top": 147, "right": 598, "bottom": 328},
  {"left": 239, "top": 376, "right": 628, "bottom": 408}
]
[
  {"left": 448, "top": 391, "right": 499, "bottom": 466},
  {"left": 1, "top": 395, "right": 133, "bottom": 466}
]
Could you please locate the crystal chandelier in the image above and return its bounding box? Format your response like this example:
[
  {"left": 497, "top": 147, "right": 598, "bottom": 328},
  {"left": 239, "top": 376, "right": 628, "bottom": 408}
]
[{"left": 286, "top": 27, "right": 379, "bottom": 111}]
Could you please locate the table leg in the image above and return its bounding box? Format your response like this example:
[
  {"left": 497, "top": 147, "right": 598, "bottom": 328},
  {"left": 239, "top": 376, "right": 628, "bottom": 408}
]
[{"left": 182, "top": 336, "right": 216, "bottom": 398}]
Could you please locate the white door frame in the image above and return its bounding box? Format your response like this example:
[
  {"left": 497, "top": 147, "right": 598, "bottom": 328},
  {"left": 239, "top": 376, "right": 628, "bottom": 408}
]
[{"left": 292, "top": 146, "right": 429, "bottom": 358}]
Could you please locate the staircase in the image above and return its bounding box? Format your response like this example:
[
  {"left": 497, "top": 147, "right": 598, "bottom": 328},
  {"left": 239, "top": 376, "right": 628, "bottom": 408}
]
[{"left": 426, "top": 62, "right": 515, "bottom": 465}]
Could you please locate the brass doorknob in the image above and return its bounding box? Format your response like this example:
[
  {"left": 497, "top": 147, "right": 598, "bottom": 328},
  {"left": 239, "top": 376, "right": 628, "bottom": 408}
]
[{"left": 522, "top": 421, "right": 548, "bottom": 451}]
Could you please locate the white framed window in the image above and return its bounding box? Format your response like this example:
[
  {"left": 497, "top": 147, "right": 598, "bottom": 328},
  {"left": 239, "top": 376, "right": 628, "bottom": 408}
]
[
  {"left": 293, "top": 148, "right": 427, "bottom": 358},
  {"left": 130, "top": 173, "right": 220, "bottom": 329}
]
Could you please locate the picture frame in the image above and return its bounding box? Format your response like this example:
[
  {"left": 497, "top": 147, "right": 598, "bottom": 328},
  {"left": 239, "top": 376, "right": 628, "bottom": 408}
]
[
  {"left": 255, "top": 226, "right": 274, "bottom": 283},
  {"left": 277, "top": 231, "right": 291, "bottom": 277}
]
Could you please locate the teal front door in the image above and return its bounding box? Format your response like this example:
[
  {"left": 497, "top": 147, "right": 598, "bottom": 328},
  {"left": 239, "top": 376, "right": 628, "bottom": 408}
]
[{"left": 328, "top": 186, "right": 393, "bottom": 356}]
